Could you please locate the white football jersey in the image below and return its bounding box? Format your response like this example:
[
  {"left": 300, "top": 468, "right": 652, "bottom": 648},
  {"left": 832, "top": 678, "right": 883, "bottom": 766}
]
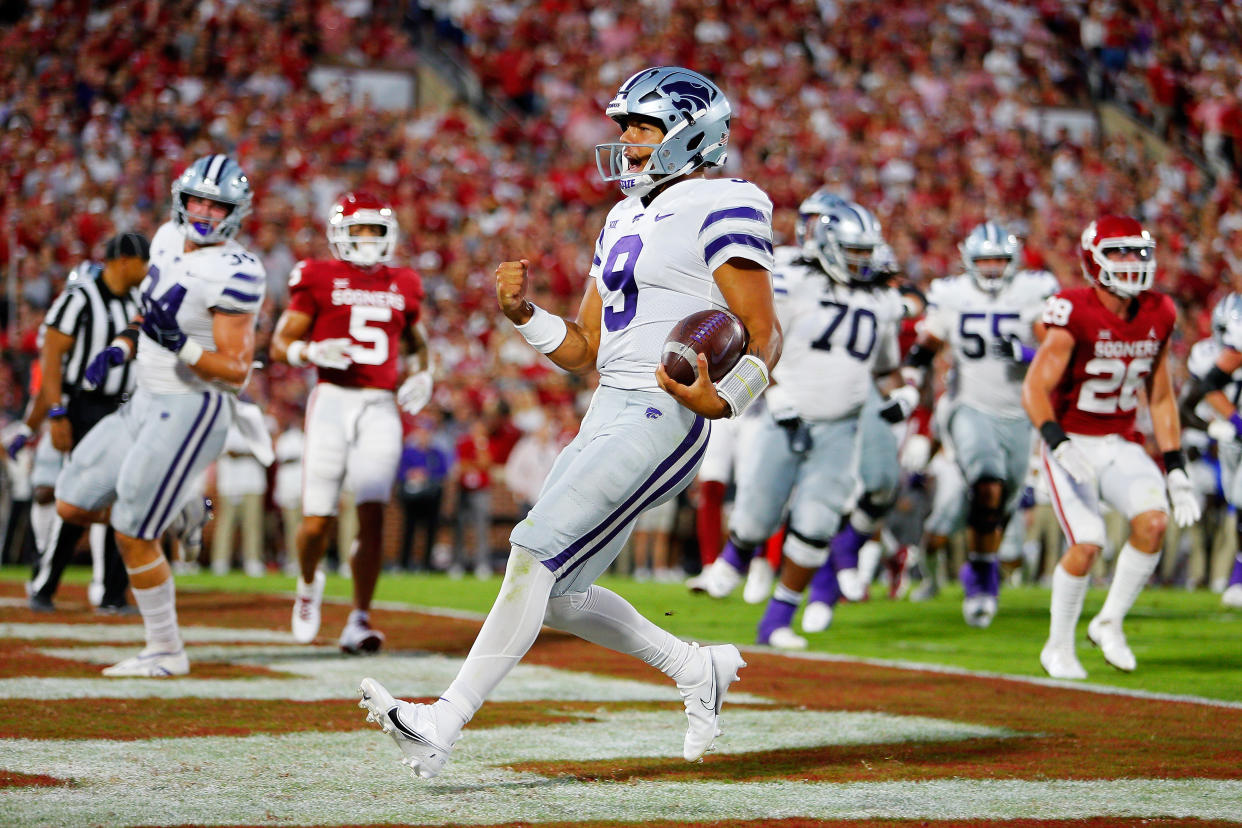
[
  {"left": 590, "top": 177, "right": 774, "bottom": 391},
  {"left": 137, "top": 221, "right": 266, "bottom": 394},
  {"left": 1186, "top": 337, "right": 1242, "bottom": 423},
  {"left": 921, "top": 269, "right": 1059, "bottom": 418},
  {"left": 770, "top": 247, "right": 904, "bottom": 421}
]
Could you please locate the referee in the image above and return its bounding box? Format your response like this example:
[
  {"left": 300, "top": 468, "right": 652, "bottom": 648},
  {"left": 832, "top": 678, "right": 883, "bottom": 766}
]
[{"left": 6, "top": 232, "right": 149, "bottom": 612}]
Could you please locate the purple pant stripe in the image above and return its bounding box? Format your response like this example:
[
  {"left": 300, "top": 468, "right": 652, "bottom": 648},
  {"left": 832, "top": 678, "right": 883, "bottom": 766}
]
[
  {"left": 149, "top": 392, "right": 223, "bottom": 538},
  {"left": 558, "top": 433, "right": 709, "bottom": 580},
  {"left": 138, "top": 392, "right": 213, "bottom": 538},
  {"left": 545, "top": 415, "right": 706, "bottom": 575}
]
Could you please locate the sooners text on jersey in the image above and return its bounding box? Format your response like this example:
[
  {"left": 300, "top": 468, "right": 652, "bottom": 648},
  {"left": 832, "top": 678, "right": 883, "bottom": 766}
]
[
  {"left": 287, "top": 259, "right": 423, "bottom": 391},
  {"left": 1044, "top": 286, "right": 1176, "bottom": 439}
]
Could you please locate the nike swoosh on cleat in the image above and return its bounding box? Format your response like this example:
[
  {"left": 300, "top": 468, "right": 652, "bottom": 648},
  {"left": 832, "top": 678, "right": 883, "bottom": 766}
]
[
  {"left": 387, "top": 709, "right": 439, "bottom": 747},
  {"left": 698, "top": 651, "right": 719, "bottom": 712}
]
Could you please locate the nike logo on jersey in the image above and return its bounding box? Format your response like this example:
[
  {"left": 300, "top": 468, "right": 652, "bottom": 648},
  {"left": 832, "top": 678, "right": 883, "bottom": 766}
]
[
  {"left": 655, "top": 213, "right": 675, "bottom": 221},
  {"left": 1147, "top": 327, "right": 1157, "bottom": 338},
  {"left": 1098, "top": 330, "right": 1111, "bottom": 339}
]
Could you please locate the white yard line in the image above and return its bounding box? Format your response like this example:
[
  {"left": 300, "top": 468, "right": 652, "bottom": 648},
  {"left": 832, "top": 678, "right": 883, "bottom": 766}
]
[{"left": 0, "top": 726, "right": 1237, "bottom": 826}]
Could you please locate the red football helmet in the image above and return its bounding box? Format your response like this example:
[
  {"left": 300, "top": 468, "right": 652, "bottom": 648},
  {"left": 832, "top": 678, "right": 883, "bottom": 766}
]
[
  {"left": 328, "top": 192, "right": 398, "bottom": 266},
  {"left": 1080, "top": 215, "right": 1155, "bottom": 296}
]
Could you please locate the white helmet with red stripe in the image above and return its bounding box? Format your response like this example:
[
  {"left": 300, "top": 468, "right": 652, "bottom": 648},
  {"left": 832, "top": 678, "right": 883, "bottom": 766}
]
[
  {"left": 1080, "top": 214, "right": 1156, "bottom": 296},
  {"left": 328, "top": 192, "right": 398, "bottom": 266}
]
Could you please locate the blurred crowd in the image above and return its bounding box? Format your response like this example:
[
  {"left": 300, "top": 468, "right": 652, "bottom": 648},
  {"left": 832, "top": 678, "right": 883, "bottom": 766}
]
[{"left": 3, "top": 0, "right": 1242, "bottom": 579}]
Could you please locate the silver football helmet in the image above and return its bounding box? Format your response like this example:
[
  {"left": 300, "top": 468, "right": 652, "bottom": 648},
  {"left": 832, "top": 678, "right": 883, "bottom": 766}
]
[
  {"left": 807, "top": 200, "right": 885, "bottom": 285},
  {"left": 171, "top": 154, "right": 253, "bottom": 244},
  {"left": 795, "top": 189, "right": 851, "bottom": 253},
  {"left": 961, "top": 221, "right": 1021, "bottom": 293},
  {"left": 1212, "top": 292, "right": 1242, "bottom": 344},
  {"left": 595, "top": 66, "right": 730, "bottom": 198}
]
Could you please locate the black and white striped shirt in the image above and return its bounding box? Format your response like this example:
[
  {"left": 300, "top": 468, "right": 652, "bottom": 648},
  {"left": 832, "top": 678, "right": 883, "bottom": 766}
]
[{"left": 42, "top": 263, "right": 142, "bottom": 399}]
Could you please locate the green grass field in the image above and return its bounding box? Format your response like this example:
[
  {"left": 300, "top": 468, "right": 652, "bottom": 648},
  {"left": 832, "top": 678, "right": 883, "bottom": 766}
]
[{"left": 5, "top": 564, "right": 1240, "bottom": 701}]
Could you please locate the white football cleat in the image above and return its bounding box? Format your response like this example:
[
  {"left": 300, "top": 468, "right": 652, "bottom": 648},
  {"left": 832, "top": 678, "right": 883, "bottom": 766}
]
[
  {"left": 87, "top": 580, "right": 105, "bottom": 608},
  {"left": 742, "top": 557, "right": 775, "bottom": 604},
  {"left": 292, "top": 570, "right": 326, "bottom": 644},
  {"left": 962, "top": 595, "right": 998, "bottom": 628},
  {"left": 359, "top": 677, "right": 455, "bottom": 779},
  {"left": 1222, "top": 584, "right": 1242, "bottom": 608},
  {"left": 695, "top": 558, "right": 743, "bottom": 599},
  {"left": 1039, "top": 643, "right": 1087, "bottom": 680},
  {"left": 766, "top": 626, "right": 808, "bottom": 651},
  {"left": 801, "top": 601, "right": 834, "bottom": 633},
  {"left": 1087, "top": 616, "right": 1136, "bottom": 672},
  {"left": 102, "top": 648, "right": 189, "bottom": 678},
  {"left": 339, "top": 614, "right": 385, "bottom": 655},
  {"left": 678, "top": 643, "right": 746, "bottom": 762}
]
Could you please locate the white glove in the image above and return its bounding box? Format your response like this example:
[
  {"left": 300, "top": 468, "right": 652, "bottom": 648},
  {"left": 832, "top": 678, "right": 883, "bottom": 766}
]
[
  {"left": 879, "top": 384, "right": 919, "bottom": 424},
  {"left": 1165, "top": 468, "right": 1201, "bottom": 528},
  {"left": 306, "top": 338, "right": 354, "bottom": 370},
  {"left": 1207, "top": 418, "right": 1238, "bottom": 443},
  {"left": 900, "top": 433, "right": 932, "bottom": 473},
  {"left": 1051, "top": 439, "right": 1095, "bottom": 486},
  {"left": 397, "top": 370, "right": 434, "bottom": 415}
]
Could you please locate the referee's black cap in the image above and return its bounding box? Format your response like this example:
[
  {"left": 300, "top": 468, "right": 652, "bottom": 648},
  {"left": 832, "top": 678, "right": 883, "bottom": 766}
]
[{"left": 103, "top": 232, "right": 150, "bottom": 262}]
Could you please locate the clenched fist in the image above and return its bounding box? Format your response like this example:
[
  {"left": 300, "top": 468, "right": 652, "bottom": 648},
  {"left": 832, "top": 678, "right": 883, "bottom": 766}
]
[{"left": 496, "top": 259, "right": 533, "bottom": 324}]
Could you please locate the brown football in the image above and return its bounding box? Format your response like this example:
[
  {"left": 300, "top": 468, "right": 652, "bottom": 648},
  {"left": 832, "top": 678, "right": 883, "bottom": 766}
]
[{"left": 660, "top": 309, "right": 749, "bottom": 386}]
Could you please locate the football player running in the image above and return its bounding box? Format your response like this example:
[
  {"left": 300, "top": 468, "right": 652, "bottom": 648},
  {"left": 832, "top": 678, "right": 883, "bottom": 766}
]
[
  {"left": 1023, "top": 215, "right": 1199, "bottom": 679},
  {"left": 272, "top": 192, "right": 430, "bottom": 654},
  {"left": 1180, "top": 261, "right": 1242, "bottom": 607},
  {"left": 737, "top": 196, "right": 910, "bottom": 649},
  {"left": 55, "top": 154, "right": 266, "bottom": 676},
  {"left": 804, "top": 238, "right": 916, "bottom": 624},
  {"left": 901, "top": 221, "right": 1059, "bottom": 627},
  {"left": 359, "top": 66, "right": 780, "bottom": 778}
]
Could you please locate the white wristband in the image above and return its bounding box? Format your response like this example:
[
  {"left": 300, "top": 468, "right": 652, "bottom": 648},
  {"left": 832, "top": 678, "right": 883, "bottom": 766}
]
[
  {"left": 514, "top": 303, "right": 568, "bottom": 354},
  {"left": 286, "top": 340, "right": 308, "bottom": 367},
  {"left": 178, "top": 339, "right": 204, "bottom": 366},
  {"left": 714, "top": 354, "right": 770, "bottom": 418}
]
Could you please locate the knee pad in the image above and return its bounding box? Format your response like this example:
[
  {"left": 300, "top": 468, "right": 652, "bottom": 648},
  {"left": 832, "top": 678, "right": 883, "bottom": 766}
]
[
  {"left": 968, "top": 477, "right": 1007, "bottom": 534},
  {"left": 783, "top": 528, "right": 830, "bottom": 568}
]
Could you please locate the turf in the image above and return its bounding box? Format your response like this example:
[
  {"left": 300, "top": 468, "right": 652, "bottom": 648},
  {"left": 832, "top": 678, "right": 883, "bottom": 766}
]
[{"left": 6, "top": 565, "right": 1238, "bottom": 702}]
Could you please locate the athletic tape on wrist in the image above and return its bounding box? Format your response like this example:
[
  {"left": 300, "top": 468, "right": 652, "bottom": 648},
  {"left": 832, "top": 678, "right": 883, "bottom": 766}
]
[
  {"left": 178, "top": 339, "right": 204, "bottom": 366},
  {"left": 715, "top": 354, "right": 769, "bottom": 418},
  {"left": 514, "top": 303, "right": 568, "bottom": 354},
  {"left": 286, "top": 340, "right": 308, "bottom": 367}
]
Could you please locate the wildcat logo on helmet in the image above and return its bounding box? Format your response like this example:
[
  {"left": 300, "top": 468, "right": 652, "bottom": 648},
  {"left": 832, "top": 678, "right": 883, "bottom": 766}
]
[{"left": 664, "top": 79, "right": 717, "bottom": 117}]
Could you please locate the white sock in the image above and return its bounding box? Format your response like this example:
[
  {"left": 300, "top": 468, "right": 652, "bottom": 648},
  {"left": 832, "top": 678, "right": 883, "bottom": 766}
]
[
  {"left": 347, "top": 608, "right": 369, "bottom": 625},
  {"left": 544, "top": 585, "right": 703, "bottom": 686},
  {"left": 437, "top": 547, "right": 554, "bottom": 740},
  {"left": 89, "top": 523, "right": 107, "bottom": 586},
  {"left": 131, "top": 578, "right": 183, "bottom": 654},
  {"left": 30, "top": 502, "right": 57, "bottom": 556},
  {"left": 773, "top": 582, "right": 803, "bottom": 606},
  {"left": 1048, "top": 563, "right": 1089, "bottom": 648},
  {"left": 1097, "top": 543, "right": 1160, "bottom": 624}
]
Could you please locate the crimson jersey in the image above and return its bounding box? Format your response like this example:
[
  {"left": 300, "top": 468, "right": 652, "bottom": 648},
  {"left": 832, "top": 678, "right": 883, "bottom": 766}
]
[
  {"left": 286, "top": 259, "right": 423, "bottom": 391},
  {"left": 1043, "top": 286, "right": 1176, "bottom": 439}
]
